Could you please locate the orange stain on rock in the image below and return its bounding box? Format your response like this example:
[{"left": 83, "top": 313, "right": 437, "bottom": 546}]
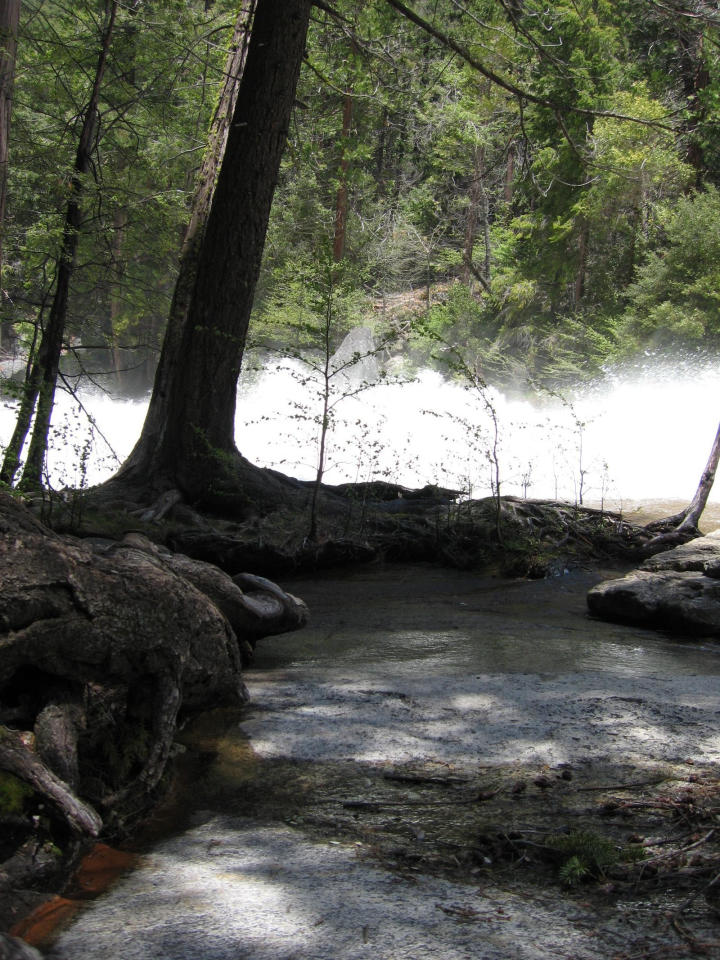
[
  {"left": 10, "top": 897, "right": 81, "bottom": 946},
  {"left": 9, "top": 843, "right": 138, "bottom": 948},
  {"left": 66, "top": 842, "right": 138, "bottom": 899}
]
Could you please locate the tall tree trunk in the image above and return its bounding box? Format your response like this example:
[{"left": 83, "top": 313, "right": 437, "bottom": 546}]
[
  {"left": 462, "top": 146, "right": 491, "bottom": 292},
  {"left": 0, "top": 0, "right": 19, "bottom": 350},
  {"left": 504, "top": 142, "right": 514, "bottom": 205},
  {"left": 15, "top": 0, "right": 117, "bottom": 490},
  {"left": 627, "top": 168, "right": 649, "bottom": 283},
  {"left": 184, "top": 1, "right": 256, "bottom": 254},
  {"left": 130, "top": 0, "right": 256, "bottom": 452},
  {"left": 678, "top": 420, "right": 720, "bottom": 532},
  {"left": 680, "top": 28, "right": 709, "bottom": 186},
  {"left": 375, "top": 106, "right": 389, "bottom": 196},
  {"left": 0, "top": 351, "right": 41, "bottom": 484},
  {"left": 644, "top": 421, "right": 720, "bottom": 550},
  {"left": 1, "top": 1, "right": 116, "bottom": 488},
  {"left": 114, "top": 0, "right": 312, "bottom": 509},
  {"left": 109, "top": 205, "right": 127, "bottom": 390},
  {"left": 574, "top": 220, "right": 588, "bottom": 308},
  {"left": 462, "top": 158, "right": 480, "bottom": 287}
]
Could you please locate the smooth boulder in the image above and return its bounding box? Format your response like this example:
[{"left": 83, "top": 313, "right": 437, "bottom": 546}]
[{"left": 587, "top": 530, "right": 720, "bottom": 635}]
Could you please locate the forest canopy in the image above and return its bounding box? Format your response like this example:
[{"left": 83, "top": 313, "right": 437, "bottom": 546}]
[{"left": 0, "top": 0, "right": 718, "bottom": 399}]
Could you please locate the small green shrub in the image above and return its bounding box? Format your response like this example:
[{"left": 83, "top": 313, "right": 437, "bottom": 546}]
[
  {"left": 558, "top": 854, "right": 589, "bottom": 888},
  {"left": 549, "top": 830, "right": 621, "bottom": 886}
]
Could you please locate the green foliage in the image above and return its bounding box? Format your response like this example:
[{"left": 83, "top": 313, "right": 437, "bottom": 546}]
[
  {"left": 253, "top": 244, "right": 366, "bottom": 356},
  {"left": 550, "top": 830, "right": 620, "bottom": 886},
  {"left": 420, "top": 281, "right": 617, "bottom": 385},
  {"left": 549, "top": 829, "right": 644, "bottom": 887},
  {"left": 262, "top": 0, "right": 710, "bottom": 383},
  {"left": 421, "top": 284, "right": 503, "bottom": 377},
  {"left": 4, "top": 0, "right": 718, "bottom": 417},
  {"left": 619, "top": 186, "right": 720, "bottom": 348},
  {"left": 4, "top": 0, "right": 238, "bottom": 375},
  {"left": 558, "top": 854, "right": 590, "bottom": 888}
]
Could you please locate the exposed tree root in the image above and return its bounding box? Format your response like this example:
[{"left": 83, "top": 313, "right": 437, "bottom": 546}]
[
  {"left": 0, "top": 727, "right": 102, "bottom": 837},
  {"left": 102, "top": 675, "right": 181, "bottom": 812},
  {"left": 0, "top": 488, "right": 308, "bottom": 930}
]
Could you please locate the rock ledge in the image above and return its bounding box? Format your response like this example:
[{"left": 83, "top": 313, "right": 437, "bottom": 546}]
[{"left": 587, "top": 531, "right": 720, "bottom": 635}]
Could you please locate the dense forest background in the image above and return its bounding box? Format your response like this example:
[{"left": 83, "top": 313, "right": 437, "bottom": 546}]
[{"left": 1, "top": 0, "right": 719, "bottom": 402}]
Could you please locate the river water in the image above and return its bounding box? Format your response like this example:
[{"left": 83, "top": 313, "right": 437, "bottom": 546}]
[{"left": 1, "top": 351, "right": 719, "bottom": 505}]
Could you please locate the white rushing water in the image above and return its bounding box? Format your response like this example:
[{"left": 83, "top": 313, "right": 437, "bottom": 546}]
[{"left": 0, "top": 352, "right": 717, "bottom": 505}]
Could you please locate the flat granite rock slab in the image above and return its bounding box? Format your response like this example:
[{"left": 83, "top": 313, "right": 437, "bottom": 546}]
[
  {"left": 46, "top": 818, "right": 628, "bottom": 960},
  {"left": 642, "top": 529, "right": 720, "bottom": 572}
]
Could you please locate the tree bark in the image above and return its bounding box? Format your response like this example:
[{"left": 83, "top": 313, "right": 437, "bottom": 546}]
[
  {"left": 333, "top": 88, "right": 353, "bottom": 262},
  {"left": 5, "top": 1, "right": 117, "bottom": 490},
  {"left": 462, "top": 146, "right": 491, "bottom": 290},
  {"left": 114, "top": 0, "right": 311, "bottom": 509},
  {"left": 0, "top": 726, "right": 102, "bottom": 837},
  {"left": 0, "top": 489, "right": 306, "bottom": 831},
  {"left": 184, "top": 1, "right": 256, "bottom": 259},
  {"left": 677, "top": 420, "right": 720, "bottom": 531},
  {"left": 644, "top": 420, "right": 720, "bottom": 549},
  {"left": 0, "top": 0, "right": 19, "bottom": 350},
  {"left": 0, "top": 357, "right": 41, "bottom": 485},
  {"left": 130, "top": 0, "right": 255, "bottom": 459}
]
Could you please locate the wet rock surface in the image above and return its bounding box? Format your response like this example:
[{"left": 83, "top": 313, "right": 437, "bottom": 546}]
[
  {"left": 42, "top": 564, "right": 720, "bottom": 959},
  {"left": 43, "top": 814, "right": 635, "bottom": 960}
]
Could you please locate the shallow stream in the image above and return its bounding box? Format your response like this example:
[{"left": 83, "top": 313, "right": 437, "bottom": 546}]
[{"left": 42, "top": 563, "right": 720, "bottom": 960}]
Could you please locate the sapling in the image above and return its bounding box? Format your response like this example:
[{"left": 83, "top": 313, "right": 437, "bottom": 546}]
[
  {"left": 259, "top": 247, "right": 397, "bottom": 541},
  {"left": 520, "top": 460, "right": 533, "bottom": 498},
  {"left": 305, "top": 338, "right": 394, "bottom": 540},
  {"left": 418, "top": 323, "right": 506, "bottom": 540},
  {"left": 533, "top": 380, "right": 593, "bottom": 507}
]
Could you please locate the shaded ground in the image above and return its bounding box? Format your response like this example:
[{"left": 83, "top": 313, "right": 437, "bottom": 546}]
[{"left": 37, "top": 564, "right": 720, "bottom": 958}]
